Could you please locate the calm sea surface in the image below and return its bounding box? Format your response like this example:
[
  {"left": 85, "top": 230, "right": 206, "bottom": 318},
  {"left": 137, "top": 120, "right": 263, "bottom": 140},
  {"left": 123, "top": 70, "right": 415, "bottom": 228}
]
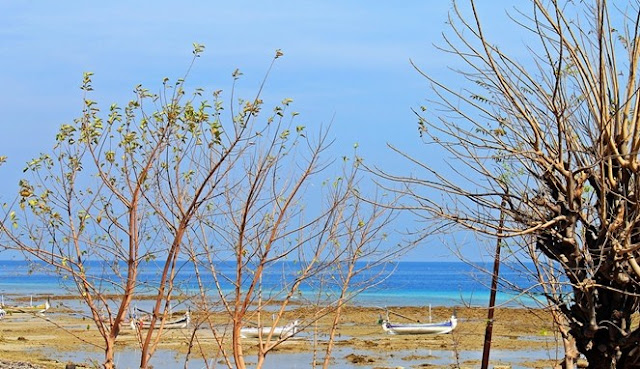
[{"left": 0, "top": 260, "right": 543, "bottom": 307}]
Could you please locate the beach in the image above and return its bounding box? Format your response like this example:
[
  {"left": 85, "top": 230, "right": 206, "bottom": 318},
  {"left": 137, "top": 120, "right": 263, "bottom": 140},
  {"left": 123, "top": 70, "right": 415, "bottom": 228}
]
[{"left": 0, "top": 301, "right": 563, "bottom": 369}]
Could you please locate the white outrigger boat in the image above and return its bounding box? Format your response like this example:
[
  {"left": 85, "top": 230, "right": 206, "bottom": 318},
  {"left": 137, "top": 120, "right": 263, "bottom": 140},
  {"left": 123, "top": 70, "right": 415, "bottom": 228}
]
[
  {"left": 240, "top": 320, "right": 299, "bottom": 339},
  {"left": 381, "top": 308, "right": 457, "bottom": 335},
  {"left": 130, "top": 308, "right": 190, "bottom": 330},
  {"left": 382, "top": 315, "right": 457, "bottom": 335},
  {"left": 1, "top": 296, "right": 51, "bottom": 315}
]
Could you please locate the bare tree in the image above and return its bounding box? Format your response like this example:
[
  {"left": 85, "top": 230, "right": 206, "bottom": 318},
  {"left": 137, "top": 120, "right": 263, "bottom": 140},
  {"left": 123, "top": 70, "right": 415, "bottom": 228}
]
[
  {"left": 181, "top": 119, "right": 399, "bottom": 368},
  {"left": 377, "top": 1, "right": 640, "bottom": 367},
  {"left": 2, "top": 44, "right": 401, "bottom": 369},
  {"left": 1, "top": 44, "right": 294, "bottom": 369}
]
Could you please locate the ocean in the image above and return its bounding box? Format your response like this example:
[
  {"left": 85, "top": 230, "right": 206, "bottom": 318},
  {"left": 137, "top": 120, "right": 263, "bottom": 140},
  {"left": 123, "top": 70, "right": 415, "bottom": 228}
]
[{"left": 0, "top": 260, "right": 544, "bottom": 308}]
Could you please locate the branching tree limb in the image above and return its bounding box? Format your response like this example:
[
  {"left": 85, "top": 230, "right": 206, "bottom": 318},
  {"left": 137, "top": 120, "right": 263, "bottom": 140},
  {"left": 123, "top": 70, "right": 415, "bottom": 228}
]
[{"left": 378, "top": 1, "right": 640, "bottom": 367}]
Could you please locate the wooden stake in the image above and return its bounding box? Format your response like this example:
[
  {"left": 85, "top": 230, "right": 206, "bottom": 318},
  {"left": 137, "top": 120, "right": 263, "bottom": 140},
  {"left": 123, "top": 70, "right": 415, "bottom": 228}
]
[{"left": 481, "top": 196, "right": 506, "bottom": 369}]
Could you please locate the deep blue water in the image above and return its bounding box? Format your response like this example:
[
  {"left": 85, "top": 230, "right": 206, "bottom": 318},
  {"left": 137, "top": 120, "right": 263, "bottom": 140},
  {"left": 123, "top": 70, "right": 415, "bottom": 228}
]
[{"left": 0, "top": 260, "right": 543, "bottom": 307}]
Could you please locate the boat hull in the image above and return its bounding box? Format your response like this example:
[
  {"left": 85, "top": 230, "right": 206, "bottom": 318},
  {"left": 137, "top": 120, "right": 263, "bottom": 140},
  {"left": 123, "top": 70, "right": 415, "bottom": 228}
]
[
  {"left": 2, "top": 299, "right": 50, "bottom": 315},
  {"left": 240, "top": 320, "right": 299, "bottom": 339},
  {"left": 131, "top": 313, "right": 190, "bottom": 330},
  {"left": 382, "top": 316, "right": 457, "bottom": 335}
]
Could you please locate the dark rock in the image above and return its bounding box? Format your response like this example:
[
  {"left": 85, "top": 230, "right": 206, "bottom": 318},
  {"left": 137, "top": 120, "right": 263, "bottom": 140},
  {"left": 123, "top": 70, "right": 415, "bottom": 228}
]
[{"left": 345, "top": 353, "right": 375, "bottom": 364}]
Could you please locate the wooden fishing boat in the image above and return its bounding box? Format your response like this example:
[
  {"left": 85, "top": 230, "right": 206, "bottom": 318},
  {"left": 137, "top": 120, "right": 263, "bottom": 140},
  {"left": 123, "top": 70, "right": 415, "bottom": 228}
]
[
  {"left": 130, "top": 309, "right": 190, "bottom": 330},
  {"left": 131, "top": 312, "right": 190, "bottom": 330},
  {"left": 2, "top": 297, "right": 50, "bottom": 315},
  {"left": 240, "top": 320, "right": 299, "bottom": 339},
  {"left": 381, "top": 314, "right": 457, "bottom": 335}
]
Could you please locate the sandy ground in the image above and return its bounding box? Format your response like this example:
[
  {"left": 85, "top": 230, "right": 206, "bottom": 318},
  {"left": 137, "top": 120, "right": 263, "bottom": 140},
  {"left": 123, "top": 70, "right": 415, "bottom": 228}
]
[{"left": 0, "top": 302, "right": 565, "bottom": 369}]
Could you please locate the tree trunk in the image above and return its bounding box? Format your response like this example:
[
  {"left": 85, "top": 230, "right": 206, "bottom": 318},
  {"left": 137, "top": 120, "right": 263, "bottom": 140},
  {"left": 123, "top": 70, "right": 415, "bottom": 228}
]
[
  {"left": 323, "top": 302, "right": 346, "bottom": 369},
  {"left": 582, "top": 347, "right": 616, "bottom": 369},
  {"left": 232, "top": 324, "right": 246, "bottom": 369},
  {"left": 256, "top": 352, "right": 266, "bottom": 369},
  {"left": 565, "top": 280, "right": 640, "bottom": 369},
  {"left": 550, "top": 309, "right": 579, "bottom": 369},
  {"left": 104, "top": 337, "right": 116, "bottom": 369},
  {"left": 571, "top": 314, "right": 630, "bottom": 368},
  {"left": 560, "top": 333, "right": 578, "bottom": 368},
  {"left": 139, "top": 353, "right": 150, "bottom": 369}
]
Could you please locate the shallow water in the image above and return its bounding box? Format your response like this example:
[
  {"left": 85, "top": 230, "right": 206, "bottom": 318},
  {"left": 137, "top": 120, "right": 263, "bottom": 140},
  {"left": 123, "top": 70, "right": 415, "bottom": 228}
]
[
  {"left": 0, "top": 260, "right": 544, "bottom": 308},
  {"left": 40, "top": 345, "right": 562, "bottom": 369}
]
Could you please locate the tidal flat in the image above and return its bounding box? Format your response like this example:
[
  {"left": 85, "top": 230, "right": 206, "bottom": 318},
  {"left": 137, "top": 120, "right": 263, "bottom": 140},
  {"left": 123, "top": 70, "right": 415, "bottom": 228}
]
[{"left": 0, "top": 304, "right": 563, "bottom": 368}]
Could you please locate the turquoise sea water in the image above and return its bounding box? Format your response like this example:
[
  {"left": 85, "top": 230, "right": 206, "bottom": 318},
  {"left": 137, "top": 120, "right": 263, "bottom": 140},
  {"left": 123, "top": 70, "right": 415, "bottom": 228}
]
[{"left": 0, "top": 260, "right": 543, "bottom": 307}]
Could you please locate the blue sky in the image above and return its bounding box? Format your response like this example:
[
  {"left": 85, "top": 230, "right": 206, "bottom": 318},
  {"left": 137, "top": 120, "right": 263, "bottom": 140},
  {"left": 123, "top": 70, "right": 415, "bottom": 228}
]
[{"left": 0, "top": 1, "right": 522, "bottom": 261}]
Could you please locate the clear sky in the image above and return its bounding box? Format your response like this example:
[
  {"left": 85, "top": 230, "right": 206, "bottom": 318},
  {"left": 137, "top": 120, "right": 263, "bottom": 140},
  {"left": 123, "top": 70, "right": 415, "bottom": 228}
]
[{"left": 0, "top": 1, "right": 522, "bottom": 261}]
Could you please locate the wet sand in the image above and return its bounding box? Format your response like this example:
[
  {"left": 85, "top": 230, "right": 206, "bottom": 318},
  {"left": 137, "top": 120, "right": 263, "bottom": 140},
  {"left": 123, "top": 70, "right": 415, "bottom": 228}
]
[{"left": 0, "top": 302, "right": 564, "bottom": 368}]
